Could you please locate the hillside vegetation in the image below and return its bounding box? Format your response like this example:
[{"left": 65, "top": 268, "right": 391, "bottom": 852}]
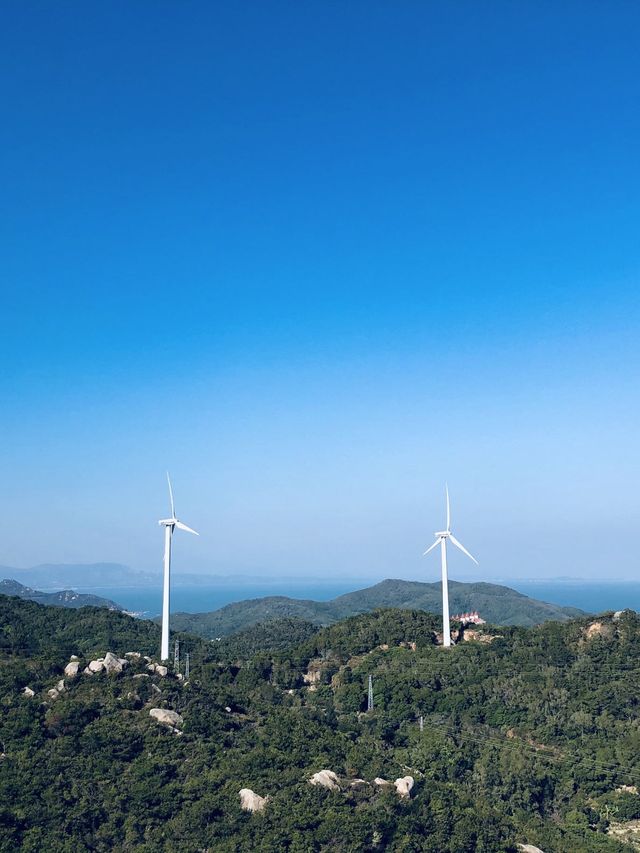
[
  {"left": 1, "top": 594, "right": 639, "bottom": 851},
  {"left": 170, "top": 578, "right": 583, "bottom": 639}
]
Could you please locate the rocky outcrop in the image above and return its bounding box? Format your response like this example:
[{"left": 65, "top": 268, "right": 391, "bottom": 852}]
[
  {"left": 64, "top": 661, "right": 81, "bottom": 678},
  {"left": 309, "top": 770, "right": 340, "bottom": 790},
  {"left": 584, "top": 621, "right": 614, "bottom": 641},
  {"left": 103, "top": 652, "right": 128, "bottom": 674},
  {"left": 84, "top": 653, "right": 129, "bottom": 675},
  {"left": 149, "top": 708, "right": 183, "bottom": 727},
  {"left": 147, "top": 663, "right": 169, "bottom": 677},
  {"left": 239, "top": 788, "right": 268, "bottom": 812},
  {"left": 517, "top": 846, "right": 545, "bottom": 853},
  {"left": 394, "top": 776, "right": 414, "bottom": 798}
]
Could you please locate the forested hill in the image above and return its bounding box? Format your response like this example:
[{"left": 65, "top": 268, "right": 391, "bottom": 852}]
[
  {"left": 1, "top": 594, "right": 640, "bottom": 851},
  {"left": 0, "top": 579, "right": 124, "bottom": 611},
  {"left": 170, "top": 578, "right": 584, "bottom": 638}
]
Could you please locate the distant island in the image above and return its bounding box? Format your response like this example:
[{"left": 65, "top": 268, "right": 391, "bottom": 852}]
[
  {"left": 0, "top": 579, "right": 124, "bottom": 611},
  {"left": 169, "top": 578, "right": 585, "bottom": 638}
]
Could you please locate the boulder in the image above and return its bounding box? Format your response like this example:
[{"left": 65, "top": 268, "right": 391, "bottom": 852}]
[
  {"left": 22, "top": 686, "right": 35, "bottom": 698},
  {"left": 146, "top": 663, "right": 168, "bottom": 677},
  {"left": 56, "top": 680, "right": 65, "bottom": 693},
  {"left": 394, "top": 776, "right": 414, "bottom": 798},
  {"left": 64, "top": 661, "right": 81, "bottom": 678},
  {"left": 83, "top": 666, "right": 94, "bottom": 676},
  {"left": 239, "top": 788, "right": 268, "bottom": 812},
  {"left": 373, "top": 777, "right": 391, "bottom": 787},
  {"left": 309, "top": 770, "right": 340, "bottom": 790},
  {"left": 517, "top": 846, "right": 545, "bottom": 853},
  {"left": 103, "top": 652, "right": 126, "bottom": 674},
  {"left": 125, "top": 652, "right": 141, "bottom": 659},
  {"left": 88, "top": 659, "right": 105, "bottom": 673},
  {"left": 149, "top": 708, "right": 183, "bottom": 727},
  {"left": 47, "top": 688, "right": 59, "bottom": 699},
  {"left": 69, "top": 655, "right": 79, "bottom": 661},
  {"left": 133, "top": 673, "right": 150, "bottom": 679},
  {"left": 349, "top": 779, "right": 369, "bottom": 789}
]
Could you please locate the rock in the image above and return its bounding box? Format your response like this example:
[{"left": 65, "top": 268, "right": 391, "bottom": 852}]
[
  {"left": 517, "top": 846, "right": 545, "bottom": 853},
  {"left": 373, "top": 777, "right": 390, "bottom": 786},
  {"left": 133, "top": 673, "right": 149, "bottom": 679},
  {"left": 56, "top": 679, "right": 66, "bottom": 693},
  {"left": 149, "top": 708, "right": 183, "bottom": 727},
  {"left": 88, "top": 659, "right": 105, "bottom": 673},
  {"left": 69, "top": 655, "right": 79, "bottom": 661},
  {"left": 151, "top": 683, "right": 162, "bottom": 694},
  {"left": 103, "top": 652, "right": 126, "bottom": 674},
  {"left": 83, "top": 666, "right": 94, "bottom": 676},
  {"left": 309, "top": 770, "right": 340, "bottom": 790},
  {"left": 22, "top": 686, "right": 35, "bottom": 698},
  {"left": 64, "top": 661, "right": 80, "bottom": 678},
  {"left": 584, "top": 621, "right": 613, "bottom": 640},
  {"left": 47, "top": 688, "right": 59, "bottom": 699},
  {"left": 349, "top": 779, "right": 369, "bottom": 789},
  {"left": 394, "top": 776, "right": 414, "bottom": 798},
  {"left": 225, "top": 706, "right": 232, "bottom": 713},
  {"left": 125, "top": 652, "right": 141, "bottom": 659},
  {"left": 146, "top": 663, "right": 168, "bottom": 677},
  {"left": 143, "top": 656, "right": 152, "bottom": 662},
  {"left": 239, "top": 788, "right": 268, "bottom": 812}
]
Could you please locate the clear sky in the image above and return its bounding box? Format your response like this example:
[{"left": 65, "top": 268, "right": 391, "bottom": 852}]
[{"left": 1, "top": 2, "right": 639, "bottom": 581}]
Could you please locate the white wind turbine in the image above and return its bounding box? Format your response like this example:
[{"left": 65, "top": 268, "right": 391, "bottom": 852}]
[
  {"left": 423, "top": 486, "right": 478, "bottom": 648},
  {"left": 159, "top": 473, "right": 199, "bottom": 661}
]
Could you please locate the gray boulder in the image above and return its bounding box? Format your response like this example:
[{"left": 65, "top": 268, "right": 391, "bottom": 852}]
[{"left": 149, "top": 708, "right": 183, "bottom": 727}]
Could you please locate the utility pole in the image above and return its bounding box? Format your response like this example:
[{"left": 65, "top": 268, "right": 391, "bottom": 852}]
[
  {"left": 367, "top": 675, "right": 374, "bottom": 712},
  {"left": 185, "top": 653, "right": 190, "bottom": 680},
  {"left": 174, "top": 639, "right": 180, "bottom": 671},
  {"left": 419, "top": 715, "right": 424, "bottom": 733}
]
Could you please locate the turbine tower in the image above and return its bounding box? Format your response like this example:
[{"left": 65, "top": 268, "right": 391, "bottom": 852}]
[
  {"left": 423, "top": 486, "right": 478, "bottom": 648},
  {"left": 159, "top": 473, "right": 199, "bottom": 661}
]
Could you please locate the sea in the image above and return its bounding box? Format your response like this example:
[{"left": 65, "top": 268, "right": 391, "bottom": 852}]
[{"left": 76, "top": 579, "right": 640, "bottom": 618}]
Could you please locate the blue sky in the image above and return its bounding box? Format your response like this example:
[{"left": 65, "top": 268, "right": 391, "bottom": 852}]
[{"left": 1, "top": 2, "right": 639, "bottom": 581}]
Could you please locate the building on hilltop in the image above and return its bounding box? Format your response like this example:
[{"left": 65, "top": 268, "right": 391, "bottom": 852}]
[{"left": 451, "top": 610, "right": 486, "bottom": 625}]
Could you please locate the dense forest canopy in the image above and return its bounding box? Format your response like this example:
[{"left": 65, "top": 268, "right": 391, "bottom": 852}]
[{"left": 1, "top": 594, "right": 639, "bottom": 851}]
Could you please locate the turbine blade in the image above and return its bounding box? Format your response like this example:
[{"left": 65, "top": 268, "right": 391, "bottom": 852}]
[
  {"left": 422, "top": 538, "right": 440, "bottom": 556},
  {"left": 167, "top": 472, "right": 175, "bottom": 518},
  {"left": 449, "top": 534, "right": 478, "bottom": 565},
  {"left": 446, "top": 484, "right": 450, "bottom": 531},
  {"left": 176, "top": 520, "right": 199, "bottom": 536}
]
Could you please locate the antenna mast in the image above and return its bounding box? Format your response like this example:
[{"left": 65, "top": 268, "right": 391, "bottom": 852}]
[
  {"left": 367, "top": 675, "right": 374, "bottom": 712},
  {"left": 174, "top": 639, "right": 180, "bottom": 671},
  {"left": 185, "top": 652, "right": 190, "bottom": 680}
]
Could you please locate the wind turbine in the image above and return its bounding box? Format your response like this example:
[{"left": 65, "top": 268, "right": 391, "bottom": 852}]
[
  {"left": 423, "top": 486, "right": 478, "bottom": 648},
  {"left": 159, "top": 473, "right": 199, "bottom": 661}
]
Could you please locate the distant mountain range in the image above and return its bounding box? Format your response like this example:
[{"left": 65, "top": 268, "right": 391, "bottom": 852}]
[
  {"left": 169, "top": 578, "right": 585, "bottom": 638},
  {"left": 0, "top": 579, "right": 124, "bottom": 611}
]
